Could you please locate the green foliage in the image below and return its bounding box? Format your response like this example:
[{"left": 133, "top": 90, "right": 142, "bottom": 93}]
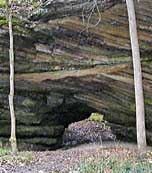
[
  {"left": 0, "top": 19, "right": 8, "bottom": 26},
  {"left": 0, "top": 0, "right": 5, "bottom": 8},
  {"left": 32, "top": 1, "right": 39, "bottom": 8},
  {"left": 0, "top": 147, "right": 10, "bottom": 156},
  {"left": 0, "top": 16, "right": 22, "bottom": 27},
  {"left": 88, "top": 113, "right": 104, "bottom": 122},
  {"left": 1, "top": 151, "right": 33, "bottom": 164},
  {"left": 75, "top": 157, "right": 152, "bottom": 173},
  {"left": 0, "top": 16, "right": 8, "bottom": 26}
]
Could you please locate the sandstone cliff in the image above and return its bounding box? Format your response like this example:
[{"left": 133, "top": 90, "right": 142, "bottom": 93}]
[{"left": 0, "top": 0, "right": 152, "bottom": 149}]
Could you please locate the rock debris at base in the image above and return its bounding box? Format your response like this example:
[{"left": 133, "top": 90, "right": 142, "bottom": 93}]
[
  {"left": 0, "top": 119, "right": 117, "bottom": 173},
  {"left": 62, "top": 119, "right": 116, "bottom": 147},
  {"left": 0, "top": 142, "right": 141, "bottom": 173},
  {"left": 0, "top": 145, "right": 105, "bottom": 173}
]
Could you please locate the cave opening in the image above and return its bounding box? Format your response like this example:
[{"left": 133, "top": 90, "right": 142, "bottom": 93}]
[
  {"left": 56, "top": 100, "right": 117, "bottom": 148},
  {"left": 54, "top": 96, "right": 135, "bottom": 149}
]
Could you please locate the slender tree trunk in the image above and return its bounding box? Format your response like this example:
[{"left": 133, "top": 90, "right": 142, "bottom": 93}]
[
  {"left": 5, "top": 0, "right": 18, "bottom": 154},
  {"left": 126, "top": 0, "right": 146, "bottom": 153}
]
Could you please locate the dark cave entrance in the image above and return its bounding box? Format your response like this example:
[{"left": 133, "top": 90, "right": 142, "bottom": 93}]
[
  {"left": 54, "top": 96, "right": 134, "bottom": 149},
  {"left": 56, "top": 101, "right": 117, "bottom": 148}
]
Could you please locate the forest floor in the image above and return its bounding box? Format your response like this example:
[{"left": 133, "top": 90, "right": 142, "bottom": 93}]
[
  {"left": 1, "top": 142, "right": 152, "bottom": 173},
  {"left": 0, "top": 119, "right": 152, "bottom": 173}
]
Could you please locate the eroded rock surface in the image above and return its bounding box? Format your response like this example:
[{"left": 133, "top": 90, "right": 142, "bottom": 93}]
[{"left": 0, "top": 0, "right": 152, "bottom": 149}]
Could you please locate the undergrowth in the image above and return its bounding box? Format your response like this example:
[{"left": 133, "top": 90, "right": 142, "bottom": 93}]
[{"left": 72, "top": 147, "right": 152, "bottom": 173}]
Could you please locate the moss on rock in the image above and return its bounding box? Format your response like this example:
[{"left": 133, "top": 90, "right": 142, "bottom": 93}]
[{"left": 88, "top": 113, "right": 104, "bottom": 122}]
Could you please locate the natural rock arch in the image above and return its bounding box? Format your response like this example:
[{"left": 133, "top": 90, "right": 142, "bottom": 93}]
[{"left": 0, "top": 0, "right": 152, "bottom": 150}]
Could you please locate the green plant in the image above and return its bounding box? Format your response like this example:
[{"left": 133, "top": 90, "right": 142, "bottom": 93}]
[
  {"left": 0, "top": 0, "right": 5, "bottom": 8},
  {"left": 88, "top": 113, "right": 104, "bottom": 122},
  {"left": 0, "top": 147, "right": 10, "bottom": 156},
  {"left": 75, "top": 156, "right": 152, "bottom": 173},
  {"left": 1, "top": 151, "right": 33, "bottom": 164}
]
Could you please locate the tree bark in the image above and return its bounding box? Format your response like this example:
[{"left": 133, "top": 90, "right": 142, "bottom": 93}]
[
  {"left": 126, "top": 0, "right": 146, "bottom": 153},
  {"left": 5, "top": 0, "right": 18, "bottom": 154}
]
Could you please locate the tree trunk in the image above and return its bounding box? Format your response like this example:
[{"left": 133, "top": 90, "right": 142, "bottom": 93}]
[
  {"left": 5, "top": 0, "right": 18, "bottom": 154},
  {"left": 126, "top": 0, "right": 146, "bottom": 153}
]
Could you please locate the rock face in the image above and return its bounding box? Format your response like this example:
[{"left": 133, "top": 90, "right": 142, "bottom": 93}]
[{"left": 0, "top": 0, "right": 152, "bottom": 149}]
